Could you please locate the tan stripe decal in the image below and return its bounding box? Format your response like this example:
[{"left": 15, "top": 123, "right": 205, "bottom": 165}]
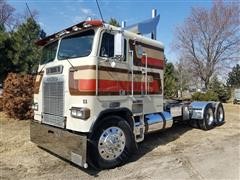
[
  {"left": 34, "top": 72, "right": 43, "bottom": 94},
  {"left": 73, "top": 69, "right": 154, "bottom": 82}
]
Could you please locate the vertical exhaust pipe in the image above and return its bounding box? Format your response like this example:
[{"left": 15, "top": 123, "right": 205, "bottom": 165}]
[
  {"left": 121, "top": 21, "right": 126, "bottom": 28},
  {"left": 151, "top": 9, "right": 157, "bottom": 40},
  {"left": 86, "top": 17, "right": 92, "bottom": 21}
]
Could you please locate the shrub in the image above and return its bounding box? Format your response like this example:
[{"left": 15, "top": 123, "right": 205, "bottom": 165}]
[
  {"left": 192, "top": 90, "right": 219, "bottom": 101},
  {"left": 3, "top": 73, "right": 35, "bottom": 120},
  {"left": 191, "top": 92, "right": 202, "bottom": 101},
  {"left": 216, "top": 87, "right": 231, "bottom": 103},
  {"left": 209, "top": 76, "right": 231, "bottom": 103}
]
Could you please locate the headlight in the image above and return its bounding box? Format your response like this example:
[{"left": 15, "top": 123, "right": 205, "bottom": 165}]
[
  {"left": 32, "top": 103, "right": 38, "bottom": 111},
  {"left": 70, "top": 107, "right": 90, "bottom": 120}
]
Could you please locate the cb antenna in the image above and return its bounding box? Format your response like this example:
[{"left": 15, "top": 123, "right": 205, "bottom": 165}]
[
  {"left": 25, "top": 2, "right": 34, "bottom": 20},
  {"left": 95, "top": 0, "right": 104, "bottom": 22}
]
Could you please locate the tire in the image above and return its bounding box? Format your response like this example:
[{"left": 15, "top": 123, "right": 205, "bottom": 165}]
[
  {"left": 215, "top": 103, "right": 225, "bottom": 126},
  {"left": 88, "top": 115, "right": 135, "bottom": 169},
  {"left": 198, "top": 104, "right": 215, "bottom": 130}
]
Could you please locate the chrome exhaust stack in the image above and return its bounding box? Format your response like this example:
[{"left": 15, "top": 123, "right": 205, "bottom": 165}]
[
  {"left": 121, "top": 21, "right": 126, "bottom": 28},
  {"left": 151, "top": 9, "right": 157, "bottom": 40},
  {"left": 145, "top": 111, "right": 173, "bottom": 133}
]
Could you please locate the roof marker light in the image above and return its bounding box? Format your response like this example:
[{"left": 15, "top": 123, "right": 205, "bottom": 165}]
[
  {"left": 83, "top": 23, "right": 92, "bottom": 28},
  {"left": 72, "top": 26, "right": 79, "bottom": 31}
]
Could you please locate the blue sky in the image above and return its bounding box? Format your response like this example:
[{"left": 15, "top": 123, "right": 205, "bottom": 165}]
[{"left": 9, "top": 0, "right": 212, "bottom": 62}]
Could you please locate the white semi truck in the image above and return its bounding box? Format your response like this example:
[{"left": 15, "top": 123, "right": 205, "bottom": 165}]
[{"left": 30, "top": 19, "right": 225, "bottom": 169}]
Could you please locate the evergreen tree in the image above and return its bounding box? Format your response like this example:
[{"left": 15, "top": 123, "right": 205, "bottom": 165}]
[
  {"left": 0, "top": 27, "right": 13, "bottom": 82},
  {"left": 10, "top": 18, "right": 41, "bottom": 74},
  {"left": 164, "top": 62, "right": 177, "bottom": 98},
  {"left": 209, "top": 75, "right": 221, "bottom": 92},
  {"left": 0, "top": 23, "right": 4, "bottom": 31},
  {"left": 209, "top": 75, "right": 231, "bottom": 102},
  {"left": 227, "top": 64, "right": 240, "bottom": 88},
  {"left": 108, "top": 18, "right": 120, "bottom": 27}
]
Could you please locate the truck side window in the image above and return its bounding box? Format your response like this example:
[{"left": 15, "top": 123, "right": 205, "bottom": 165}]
[{"left": 100, "top": 33, "right": 114, "bottom": 58}]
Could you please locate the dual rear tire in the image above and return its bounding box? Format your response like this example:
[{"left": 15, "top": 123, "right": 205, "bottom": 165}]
[
  {"left": 189, "top": 103, "right": 225, "bottom": 130},
  {"left": 215, "top": 103, "right": 225, "bottom": 125}
]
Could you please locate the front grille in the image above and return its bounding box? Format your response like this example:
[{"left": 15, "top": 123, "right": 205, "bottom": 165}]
[{"left": 42, "top": 79, "right": 65, "bottom": 128}]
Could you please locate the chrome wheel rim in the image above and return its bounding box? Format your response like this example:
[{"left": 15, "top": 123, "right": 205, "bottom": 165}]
[
  {"left": 206, "top": 108, "right": 214, "bottom": 125},
  {"left": 218, "top": 107, "right": 224, "bottom": 122},
  {"left": 98, "top": 127, "right": 126, "bottom": 160}
]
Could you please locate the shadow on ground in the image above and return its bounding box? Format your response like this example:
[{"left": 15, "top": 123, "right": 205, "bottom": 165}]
[
  {"left": 42, "top": 122, "right": 193, "bottom": 177},
  {"left": 130, "top": 122, "right": 192, "bottom": 162}
]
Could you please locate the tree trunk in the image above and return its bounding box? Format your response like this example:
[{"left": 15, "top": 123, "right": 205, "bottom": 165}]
[{"left": 204, "top": 79, "right": 210, "bottom": 90}]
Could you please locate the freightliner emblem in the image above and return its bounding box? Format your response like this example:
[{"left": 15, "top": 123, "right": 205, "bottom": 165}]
[{"left": 46, "top": 77, "right": 59, "bottom": 82}]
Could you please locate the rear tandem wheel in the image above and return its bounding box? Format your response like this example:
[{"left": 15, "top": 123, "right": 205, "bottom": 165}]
[{"left": 189, "top": 103, "right": 225, "bottom": 130}]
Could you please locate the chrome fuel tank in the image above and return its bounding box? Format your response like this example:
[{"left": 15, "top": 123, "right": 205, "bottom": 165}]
[{"left": 145, "top": 111, "right": 173, "bottom": 133}]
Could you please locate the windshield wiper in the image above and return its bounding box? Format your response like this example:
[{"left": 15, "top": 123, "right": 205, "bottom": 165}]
[{"left": 59, "top": 55, "right": 77, "bottom": 72}]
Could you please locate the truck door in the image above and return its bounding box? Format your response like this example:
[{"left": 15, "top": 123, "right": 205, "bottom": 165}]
[
  {"left": 98, "top": 32, "right": 130, "bottom": 97},
  {"left": 129, "top": 42, "right": 148, "bottom": 97},
  {"left": 129, "top": 40, "right": 162, "bottom": 115}
]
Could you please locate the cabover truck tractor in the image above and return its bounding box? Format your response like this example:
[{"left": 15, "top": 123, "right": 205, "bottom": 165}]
[{"left": 30, "top": 19, "right": 225, "bottom": 169}]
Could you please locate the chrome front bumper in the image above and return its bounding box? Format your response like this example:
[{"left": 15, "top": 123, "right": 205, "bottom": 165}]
[{"left": 30, "top": 121, "right": 88, "bottom": 168}]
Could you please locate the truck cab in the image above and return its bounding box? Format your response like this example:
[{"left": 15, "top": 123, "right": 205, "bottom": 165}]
[{"left": 30, "top": 20, "right": 225, "bottom": 169}]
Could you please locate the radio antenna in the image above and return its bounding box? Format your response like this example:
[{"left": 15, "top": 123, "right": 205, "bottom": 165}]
[
  {"left": 95, "top": 0, "right": 104, "bottom": 22},
  {"left": 25, "top": 2, "right": 34, "bottom": 20}
]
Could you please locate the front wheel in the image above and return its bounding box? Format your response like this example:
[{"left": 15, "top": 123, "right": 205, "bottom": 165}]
[{"left": 88, "top": 116, "right": 135, "bottom": 169}]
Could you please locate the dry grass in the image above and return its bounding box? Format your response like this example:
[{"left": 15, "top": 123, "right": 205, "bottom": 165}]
[{"left": 0, "top": 104, "right": 240, "bottom": 180}]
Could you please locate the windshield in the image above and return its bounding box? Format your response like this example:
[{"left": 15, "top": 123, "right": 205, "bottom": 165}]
[
  {"left": 40, "top": 41, "right": 58, "bottom": 65},
  {"left": 58, "top": 30, "right": 95, "bottom": 60}
]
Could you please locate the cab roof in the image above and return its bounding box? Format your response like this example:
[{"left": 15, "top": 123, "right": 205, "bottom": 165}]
[
  {"left": 36, "top": 20, "right": 103, "bottom": 46},
  {"left": 36, "top": 19, "right": 164, "bottom": 50}
]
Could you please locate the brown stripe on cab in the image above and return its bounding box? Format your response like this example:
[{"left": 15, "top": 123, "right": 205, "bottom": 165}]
[{"left": 69, "top": 65, "right": 162, "bottom": 96}]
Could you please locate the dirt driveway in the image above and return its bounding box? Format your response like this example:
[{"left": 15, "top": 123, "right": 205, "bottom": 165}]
[{"left": 0, "top": 104, "right": 240, "bottom": 180}]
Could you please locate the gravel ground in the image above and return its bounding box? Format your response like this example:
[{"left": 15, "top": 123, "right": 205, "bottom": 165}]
[{"left": 0, "top": 104, "right": 240, "bottom": 180}]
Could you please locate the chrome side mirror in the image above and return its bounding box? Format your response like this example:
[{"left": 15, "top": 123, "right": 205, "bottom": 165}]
[{"left": 114, "top": 32, "right": 124, "bottom": 58}]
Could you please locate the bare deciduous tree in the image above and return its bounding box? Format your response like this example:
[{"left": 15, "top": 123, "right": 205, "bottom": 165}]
[
  {"left": 175, "top": 57, "right": 192, "bottom": 96},
  {"left": 0, "top": 1, "right": 39, "bottom": 31},
  {"left": 0, "top": 0, "right": 15, "bottom": 28},
  {"left": 174, "top": 1, "right": 240, "bottom": 89}
]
